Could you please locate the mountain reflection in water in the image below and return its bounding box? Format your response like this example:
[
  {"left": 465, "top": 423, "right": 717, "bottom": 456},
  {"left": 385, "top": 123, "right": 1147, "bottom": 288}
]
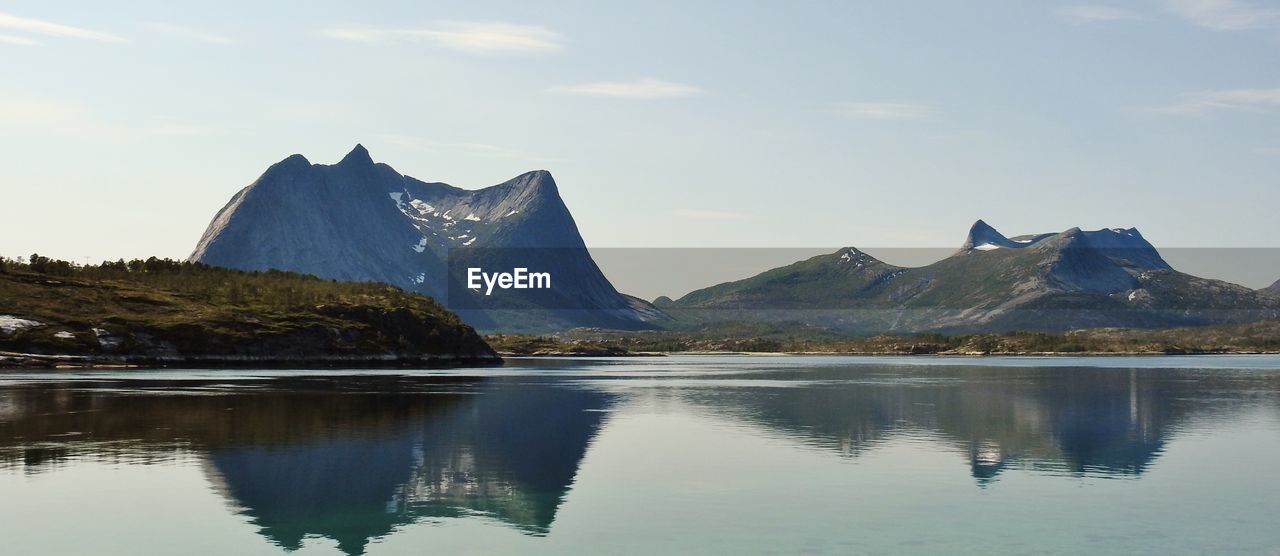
[
  {"left": 1, "top": 360, "right": 1278, "bottom": 554},
  {"left": 0, "top": 375, "right": 613, "bottom": 555},
  {"left": 649, "top": 366, "right": 1231, "bottom": 483}
]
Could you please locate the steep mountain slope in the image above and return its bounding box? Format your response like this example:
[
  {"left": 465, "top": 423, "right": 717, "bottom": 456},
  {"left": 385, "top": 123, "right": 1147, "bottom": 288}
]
[
  {"left": 663, "top": 221, "right": 1280, "bottom": 333},
  {"left": 191, "top": 146, "right": 662, "bottom": 332},
  {"left": 1264, "top": 279, "right": 1280, "bottom": 297}
]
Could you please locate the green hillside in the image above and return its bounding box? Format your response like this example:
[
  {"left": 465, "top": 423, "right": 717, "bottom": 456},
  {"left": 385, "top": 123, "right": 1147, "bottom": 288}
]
[
  {"left": 0, "top": 255, "right": 497, "bottom": 367},
  {"left": 662, "top": 225, "right": 1280, "bottom": 333}
]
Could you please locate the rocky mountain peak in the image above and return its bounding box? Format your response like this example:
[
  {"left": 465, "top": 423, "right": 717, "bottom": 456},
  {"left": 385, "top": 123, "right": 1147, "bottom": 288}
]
[
  {"left": 1265, "top": 279, "right": 1280, "bottom": 296},
  {"left": 507, "top": 170, "right": 558, "bottom": 196},
  {"left": 280, "top": 153, "right": 311, "bottom": 167},
  {"left": 336, "top": 143, "right": 374, "bottom": 168},
  {"left": 960, "top": 220, "right": 1022, "bottom": 251},
  {"left": 834, "top": 247, "right": 875, "bottom": 262}
]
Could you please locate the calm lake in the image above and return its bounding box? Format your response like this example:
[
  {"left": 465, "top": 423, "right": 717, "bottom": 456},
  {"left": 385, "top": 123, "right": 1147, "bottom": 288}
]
[{"left": 2, "top": 355, "right": 1279, "bottom": 555}]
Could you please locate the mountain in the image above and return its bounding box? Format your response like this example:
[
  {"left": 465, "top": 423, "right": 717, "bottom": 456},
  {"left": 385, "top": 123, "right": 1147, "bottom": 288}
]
[
  {"left": 191, "top": 145, "right": 662, "bottom": 332},
  {"left": 676, "top": 365, "right": 1188, "bottom": 482},
  {"left": 1265, "top": 279, "right": 1280, "bottom": 297},
  {"left": 662, "top": 220, "right": 1280, "bottom": 333}
]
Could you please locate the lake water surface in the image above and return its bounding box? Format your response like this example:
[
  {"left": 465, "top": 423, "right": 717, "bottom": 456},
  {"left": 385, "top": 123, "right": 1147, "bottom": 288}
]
[{"left": 2, "top": 355, "right": 1279, "bottom": 555}]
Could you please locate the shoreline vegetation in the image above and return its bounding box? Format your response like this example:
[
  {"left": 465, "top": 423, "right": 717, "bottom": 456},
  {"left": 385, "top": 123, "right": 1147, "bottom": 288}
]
[
  {"left": 488, "top": 319, "right": 1280, "bottom": 357},
  {"left": 0, "top": 255, "right": 498, "bottom": 368}
]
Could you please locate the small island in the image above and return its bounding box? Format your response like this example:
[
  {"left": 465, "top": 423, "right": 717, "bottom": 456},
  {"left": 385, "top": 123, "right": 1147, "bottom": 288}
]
[{"left": 0, "top": 255, "right": 498, "bottom": 368}]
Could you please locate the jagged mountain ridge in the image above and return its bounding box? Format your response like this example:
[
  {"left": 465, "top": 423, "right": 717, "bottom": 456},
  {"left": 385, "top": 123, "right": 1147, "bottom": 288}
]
[
  {"left": 191, "top": 145, "right": 662, "bottom": 331},
  {"left": 662, "top": 220, "right": 1280, "bottom": 332}
]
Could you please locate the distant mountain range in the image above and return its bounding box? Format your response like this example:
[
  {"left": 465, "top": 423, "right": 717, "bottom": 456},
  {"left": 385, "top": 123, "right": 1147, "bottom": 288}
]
[
  {"left": 189, "top": 148, "right": 1280, "bottom": 334},
  {"left": 191, "top": 146, "right": 662, "bottom": 332},
  {"left": 659, "top": 220, "right": 1280, "bottom": 333}
]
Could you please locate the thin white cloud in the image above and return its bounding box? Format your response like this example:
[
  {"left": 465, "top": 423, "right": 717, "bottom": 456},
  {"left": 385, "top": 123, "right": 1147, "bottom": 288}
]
[
  {"left": 321, "top": 21, "right": 562, "bottom": 54},
  {"left": 0, "top": 34, "right": 41, "bottom": 46},
  {"left": 837, "top": 102, "right": 932, "bottom": 120},
  {"left": 550, "top": 79, "right": 706, "bottom": 99},
  {"left": 1158, "top": 88, "right": 1280, "bottom": 115},
  {"left": 0, "top": 10, "right": 125, "bottom": 42},
  {"left": 1165, "top": 0, "right": 1280, "bottom": 30},
  {"left": 143, "top": 22, "right": 237, "bottom": 45},
  {"left": 1057, "top": 5, "right": 1147, "bottom": 22},
  {"left": 672, "top": 209, "right": 754, "bottom": 221}
]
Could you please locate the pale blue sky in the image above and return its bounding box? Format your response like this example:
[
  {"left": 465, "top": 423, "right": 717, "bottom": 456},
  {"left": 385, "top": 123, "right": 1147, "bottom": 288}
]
[{"left": 1, "top": 0, "right": 1278, "bottom": 268}]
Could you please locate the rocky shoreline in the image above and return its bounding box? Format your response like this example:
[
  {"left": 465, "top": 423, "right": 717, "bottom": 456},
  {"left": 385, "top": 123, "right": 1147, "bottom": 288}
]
[
  {"left": 0, "top": 350, "right": 502, "bottom": 369},
  {"left": 7, "top": 347, "right": 1276, "bottom": 369}
]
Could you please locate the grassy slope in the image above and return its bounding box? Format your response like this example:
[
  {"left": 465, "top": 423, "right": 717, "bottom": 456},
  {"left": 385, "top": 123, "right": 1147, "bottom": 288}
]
[
  {"left": 0, "top": 258, "right": 496, "bottom": 364},
  {"left": 667, "top": 249, "right": 899, "bottom": 308},
  {"left": 665, "top": 248, "right": 1042, "bottom": 310}
]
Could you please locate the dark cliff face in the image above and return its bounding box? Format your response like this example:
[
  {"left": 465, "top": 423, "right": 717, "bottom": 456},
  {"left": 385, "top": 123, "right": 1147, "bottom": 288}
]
[
  {"left": 190, "top": 146, "right": 663, "bottom": 332},
  {"left": 668, "top": 221, "right": 1280, "bottom": 333}
]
